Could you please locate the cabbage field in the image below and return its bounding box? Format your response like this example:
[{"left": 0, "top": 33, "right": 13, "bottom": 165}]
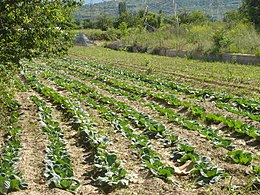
[{"left": 1, "top": 56, "right": 259, "bottom": 195}]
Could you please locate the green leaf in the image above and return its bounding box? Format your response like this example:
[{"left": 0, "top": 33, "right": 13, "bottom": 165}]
[
  {"left": 158, "top": 167, "right": 174, "bottom": 177},
  {"left": 178, "top": 143, "right": 195, "bottom": 153},
  {"left": 227, "top": 150, "right": 252, "bottom": 165},
  {"left": 10, "top": 179, "right": 21, "bottom": 191},
  {"left": 106, "top": 153, "right": 117, "bottom": 166},
  {"left": 252, "top": 166, "right": 260, "bottom": 175}
]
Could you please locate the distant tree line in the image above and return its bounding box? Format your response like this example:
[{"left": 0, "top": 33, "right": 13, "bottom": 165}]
[
  {"left": 75, "top": 0, "right": 260, "bottom": 31},
  {"left": 76, "top": 4, "right": 210, "bottom": 31}
]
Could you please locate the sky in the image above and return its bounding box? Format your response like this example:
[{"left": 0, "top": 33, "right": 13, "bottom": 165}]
[{"left": 84, "top": 0, "right": 111, "bottom": 4}]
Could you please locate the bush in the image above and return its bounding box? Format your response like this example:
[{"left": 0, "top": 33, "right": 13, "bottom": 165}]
[
  {"left": 226, "top": 23, "right": 260, "bottom": 54},
  {"left": 0, "top": 64, "right": 16, "bottom": 131},
  {"left": 187, "top": 25, "right": 212, "bottom": 52},
  {"left": 210, "top": 28, "right": 232, "bottom": 54},
  {"left": 105, "top": 28, "right": 123, "bottom": 41}
]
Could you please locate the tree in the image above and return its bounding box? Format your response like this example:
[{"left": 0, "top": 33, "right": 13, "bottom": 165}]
[
  {"left": 179, "top": 11, "right": 209, "bottom": 25},
  {"left": 224, "top": 10, "right": 244, "bottom": 23},
  {"left": 83, "top": 18, "right": 95, "bottom": 29},
  {"left": 0, "top": 0, "right": 80, "bottom": 66},
  {"left": 118, "top": 1, "right": 127, "bottom": 16},
  {"left": 96, "top": 13, "right": 114, "bottom": 31},
  {"left": 114, "top": 12, "right": 141, "bottom": 29},
  {"left": 240, "top": 0, "right": 260, "bottom": 26},
  {"left": 144, "top": 12, "right": 162, "bottom": 31}
]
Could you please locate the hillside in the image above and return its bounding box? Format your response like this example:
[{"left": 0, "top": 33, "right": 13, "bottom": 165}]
[{"left": 76, "top": 0, "right": 242, "bottom": 20}]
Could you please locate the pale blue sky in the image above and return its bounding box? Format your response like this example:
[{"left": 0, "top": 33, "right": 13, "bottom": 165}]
[{"left": 84, "top": 0, "right": 111, "bottom": 4}]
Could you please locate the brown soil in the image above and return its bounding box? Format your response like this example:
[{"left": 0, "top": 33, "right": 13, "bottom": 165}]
[
  {"left": 69, "top": 69, "right": 260, "bottom": 186},
  {"left": 86, "top": 64, "right": 260, "bottom": 145},
  {"left": 49, "top": 101, "right": 100, "bottom": 194},
  {"left": 28, "top": 69, "right": 206, "bottom": 194},
  {"left": 106, "top": 61, "right": 260, "bottom": 93},
  {"left": 42, "top": 69, "right": 256, "bottom": 193},
  {"left": 59, "top": 62, "right": 259, "bottom": 129},
  {"left": 16, "top": 60, "right": 260, "bottom": 195},
  {"left": 11, "top": 92, "right": 72, "bottom": 195},
  {"left": 54, "top": 64, "right": 260, "bottom": 157}
]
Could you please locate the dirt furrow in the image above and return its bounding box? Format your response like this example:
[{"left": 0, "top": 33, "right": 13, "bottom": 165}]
[
  {"left": 67, "top": 52, "right": 260, "bottom": 92},
  {"left": 68, "top": 65, "right": 260, "bottom": 150},
  {"left": 35, "top": 73, "right": 194, "bottom": 194},
  {"left": 103, "top": 61, "right": 260, "bottom": 93},
  {"left": 61, "top": 70, "right": 259, "bottom": 155},
  {"left": 67, "top": 64, "right": 256, "bottom": 194},
  {"left": 62, "top": 72, "right": 259, "bottom": 178},
  {"left": 30, "top": 69, "right": 258, "bottom": 194},
  {"left": 36, "top": 77, "right": 162, "bottom": 194},
  {"left": 62, "top": 63, "right": 259, "bottom": 128},
  {"left": 49, "top": 102, "right": 100, "bottom": 194},
  {"left": 11, "top": 92, "right": 72, "bottom": 195}
]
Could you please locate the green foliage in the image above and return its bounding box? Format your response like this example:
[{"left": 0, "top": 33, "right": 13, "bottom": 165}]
[
  {"left": 211, "top": 28, "right": 232, "bottom": 54},
  {"left": 227, "top": 150, "right": 253, "bottom": 165},
  {"left": 94, "top": 149, "right": 133, "bottom": 187},
  {"left": 0, "top": 102, "right": 28, "bottom": 194},
  {"left": 118, "top": 1, "right": 127, "bottom": 16},
  {"left": 0, "top": 0, "right": 80, "bottom": 66},
  {"left": 118, "top": 22, "right": 128, "bottom": 36},
  {"left": 240, "top": 0, "right": 260, "bottom": 26},
  {"left": 114, "top": 12, "right": 141, "bottom": 29},
  {"left": 24, "top": 71, "right": 133, "bottom": 188},
  {"left": 96, "top": 14, "right": 114, "bottom": 31},
  {"left": 78, "top": 2, "right": 260, "bottom": 55},
  {"left": 29, "top": 58, "right": 233, "bottom": 186},
  {"left": 106, "top": 28, "right": 123, "bottom": 41},
  {"left": 224, "top": 10, "right": 245, "bottom": 24},
  {"left": 179, "top": 11, "right": 209, "bottom": 25},
  {"left": 82, "top": 18, "right": 95, "bottom": 29},
  {"left": 187, "top": 25, "right": 211, "bottom": 51},
  {"left": 252, "top": 166, "right": 260, "bottom": 176},
  {"left": 225, "top": 23, "right": 260, "bottom": 53},
  {"left": 145, "top": 12, "right": 163, "bottom": 31},
  {"left": 31, "top": 96, "right": 80, "bottom": 192}
]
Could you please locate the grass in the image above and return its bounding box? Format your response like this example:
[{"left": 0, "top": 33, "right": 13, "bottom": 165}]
[
  {"left": 74, "top": 21, "right": 260, "bottom": 55},
  {"left": 0, "top": 66, "right": 18, "bottom": 130},
  {"left": 68, "top": 46, "right": 260, "bottom": 101}
]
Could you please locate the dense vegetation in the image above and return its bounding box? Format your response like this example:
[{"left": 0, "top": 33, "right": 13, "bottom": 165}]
[
  {"left": 77, "top": 0, "right": 242, "bottom": 20},
  {"left": 241, "top": 0, "right": 260, "bottom": 26},
  {"left": 0, "top": 0, "right": 80, "bottom": 66},
  {"left": 76, "top": 1, "right": 260, "bottom": 55},
  {"left": 0, "top": 0, "right": 79, "bottom": 135}
]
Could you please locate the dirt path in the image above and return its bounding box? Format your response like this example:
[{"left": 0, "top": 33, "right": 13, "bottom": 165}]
[
  {"left": 33, "top": 71, "right": 187, "bottom": 194},
  {"left": 49, "top": 102, "right": 101, "bottom": 194},
  {"left": 60, "top": 69, "right": 259, "bottom": 154},
  {"left": 11, "top": 92, "right": 72, "bottom": 195},
  {"left": 33, "top": 76, "right": 164, "bottom": 194}
]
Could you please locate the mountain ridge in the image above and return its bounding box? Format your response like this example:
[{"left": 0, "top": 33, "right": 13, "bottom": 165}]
[{"left": 76, "top": 0, "right": 242, "bottom": 20}]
